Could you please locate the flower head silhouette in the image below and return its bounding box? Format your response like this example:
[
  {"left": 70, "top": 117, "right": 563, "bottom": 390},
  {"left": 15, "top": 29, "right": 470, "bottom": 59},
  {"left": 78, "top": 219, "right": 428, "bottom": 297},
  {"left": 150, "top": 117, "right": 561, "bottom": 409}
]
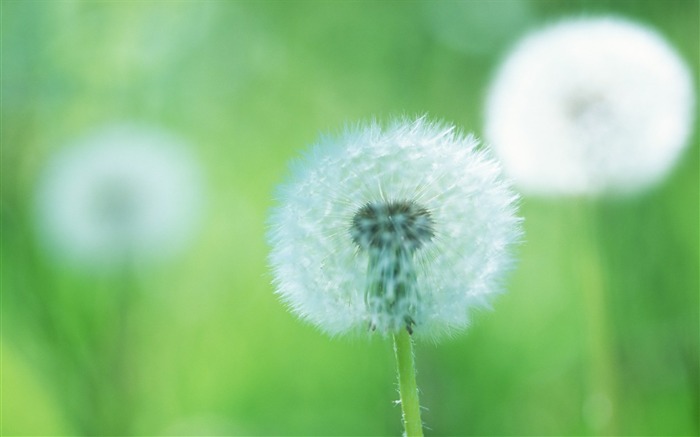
[
  {"left": 268, "top": 117, "right": 521, "bottom": 339},
  {"left": 34, "top": 124, "right": 205, "bottom": 268},
  {"left": 485, "top": 17, "right": 695, "bottom": 195}
]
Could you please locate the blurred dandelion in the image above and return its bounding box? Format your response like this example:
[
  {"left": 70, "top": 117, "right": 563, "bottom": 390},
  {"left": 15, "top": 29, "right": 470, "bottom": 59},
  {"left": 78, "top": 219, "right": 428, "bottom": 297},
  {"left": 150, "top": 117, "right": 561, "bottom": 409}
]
[
  {"left": 269, "top": 116, "right": 521, "bottom": 436},
  {"left": 34, "top": 124, "right": 206, "bottom": 268},
  {"left": 484, "top": 16, "right": 695, "bottom": 435},
  {"left": 485, "top": 16, "right": 695, "bottom": 196},
  {"left": 28, "top": 123, "right": 207, "bottom": 434}
]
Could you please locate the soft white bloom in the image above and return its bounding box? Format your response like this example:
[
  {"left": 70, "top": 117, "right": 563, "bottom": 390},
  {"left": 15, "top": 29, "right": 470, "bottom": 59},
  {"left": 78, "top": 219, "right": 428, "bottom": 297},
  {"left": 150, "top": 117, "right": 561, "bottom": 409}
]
[
  {"left": 34, "top": 124, "right": 205, "bottom": 267},
  {"left": 484, "top": 17, "right": 695, "bottom": 195},
  {"left": 268, "top": 117, "right": 521, "bottom": 339}
]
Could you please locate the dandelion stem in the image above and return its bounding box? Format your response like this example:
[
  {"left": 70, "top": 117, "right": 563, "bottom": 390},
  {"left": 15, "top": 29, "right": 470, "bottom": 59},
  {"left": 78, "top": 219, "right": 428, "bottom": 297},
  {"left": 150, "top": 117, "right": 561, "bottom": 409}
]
[
  {"left": 393, "top": 329, "right": 424, "bottom": 437},
  {"left": 575, "top": 202, "right": 618, "bottom": 435}
]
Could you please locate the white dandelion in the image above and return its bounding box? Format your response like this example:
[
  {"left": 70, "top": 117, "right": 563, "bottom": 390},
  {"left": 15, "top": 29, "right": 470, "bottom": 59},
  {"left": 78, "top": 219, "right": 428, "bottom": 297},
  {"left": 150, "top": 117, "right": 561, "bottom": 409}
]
[
  {"left": 268, "top": 117, "right": 521, "bottom": 339},
  {"left": 34, "top": 124, "right": 206, "bottom": 268},
  {"left": 484, "top": 16, "right": 695, "bottom": 196}
]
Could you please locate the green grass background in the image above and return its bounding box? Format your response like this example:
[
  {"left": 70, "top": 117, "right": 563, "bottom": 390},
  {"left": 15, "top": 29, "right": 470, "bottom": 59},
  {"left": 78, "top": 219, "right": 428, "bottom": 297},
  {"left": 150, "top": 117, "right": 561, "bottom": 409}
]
[{"left": 2, "top": 1, "right": 698, "bottom": 435}]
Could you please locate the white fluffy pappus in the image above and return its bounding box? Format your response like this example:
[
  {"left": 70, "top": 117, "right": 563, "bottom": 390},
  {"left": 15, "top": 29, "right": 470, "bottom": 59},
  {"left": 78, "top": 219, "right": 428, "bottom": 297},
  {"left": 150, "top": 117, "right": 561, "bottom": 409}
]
[
  {"left": 268, "top": 117, "right": 522, "bottom": 339},
  {"left": 34, "top": 124, "right": 206, "bottom": 268},
  {"left": 485, "top": 16, "right": 696, "bottom": 196}
]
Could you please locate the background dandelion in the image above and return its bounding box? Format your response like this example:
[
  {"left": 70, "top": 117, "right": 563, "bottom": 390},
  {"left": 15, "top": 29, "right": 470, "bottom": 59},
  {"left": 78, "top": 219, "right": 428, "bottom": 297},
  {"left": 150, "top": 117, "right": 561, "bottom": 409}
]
[
  {"left": 8, "top": 123, "right": 207, "bottom": 435},
  {"left": 34, "top": 124, "right": 205, "bottom": 268},
  {"left": 2, "top": 1, "right": 697, "bottom": 436},
  {"left": 484, "top": 16, "right": 695, "bottom": 196},
  {"left": 484, "top": 14, "right": 697, "bottom": 435}
]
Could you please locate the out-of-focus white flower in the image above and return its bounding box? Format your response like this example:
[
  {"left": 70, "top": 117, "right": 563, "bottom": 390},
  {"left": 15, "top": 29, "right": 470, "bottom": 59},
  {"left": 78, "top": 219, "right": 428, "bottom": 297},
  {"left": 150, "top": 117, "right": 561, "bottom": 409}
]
[
  {"left": 268, "top": 117, "right": 521, "bottom": 339},
  {"left": 34, "top": 124, "right": 205, "bottom": 268},
  {"left": 484, "top": 17, "right": 695, "bottom": 196}
]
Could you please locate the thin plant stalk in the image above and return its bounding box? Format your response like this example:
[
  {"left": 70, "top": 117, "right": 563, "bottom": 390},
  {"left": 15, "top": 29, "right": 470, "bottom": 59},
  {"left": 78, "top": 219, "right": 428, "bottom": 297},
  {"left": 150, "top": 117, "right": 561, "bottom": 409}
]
[
  {"left": 393, "top": 329, "right": 424, "bottom": 437},
  {"left": 575, "top": 202, "right": 618, "bottom": 435}
]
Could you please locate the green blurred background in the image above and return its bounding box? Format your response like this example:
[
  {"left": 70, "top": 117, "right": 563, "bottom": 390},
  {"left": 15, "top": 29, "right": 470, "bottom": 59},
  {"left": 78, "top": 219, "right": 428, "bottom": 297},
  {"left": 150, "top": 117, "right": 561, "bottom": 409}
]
[{"left": 2, "top": 1, "right": 698, "bottom": 435}]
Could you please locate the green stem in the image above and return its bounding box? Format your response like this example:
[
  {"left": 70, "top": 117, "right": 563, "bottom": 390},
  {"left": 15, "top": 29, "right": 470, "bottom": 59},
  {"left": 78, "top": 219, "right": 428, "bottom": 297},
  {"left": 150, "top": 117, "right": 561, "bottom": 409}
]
[
  {"left": 575, "top": 202, "right": 618, "bottom": 435},
  {"left": 393, "top": 329, "right": 424, "bottom": 437}
]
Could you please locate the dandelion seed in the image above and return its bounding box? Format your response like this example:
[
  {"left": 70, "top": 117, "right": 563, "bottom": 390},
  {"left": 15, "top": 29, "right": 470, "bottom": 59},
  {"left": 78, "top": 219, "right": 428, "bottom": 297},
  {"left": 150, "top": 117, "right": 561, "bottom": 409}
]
[
  {"left": 34, "top": 124, "right": 206, "bottom": 268},
  {"left": 485, "top": 16, "right": 695, "bottom": 195},
  {"left": 268, "top": 117, "right": 521, "bottom": 339}
]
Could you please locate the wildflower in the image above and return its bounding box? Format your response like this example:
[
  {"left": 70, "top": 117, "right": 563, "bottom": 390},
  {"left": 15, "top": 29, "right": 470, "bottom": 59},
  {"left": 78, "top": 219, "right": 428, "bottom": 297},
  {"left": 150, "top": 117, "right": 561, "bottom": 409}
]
[
  {"left": 34, "top": 124, "right": 205, "bottom": 268},
  {"left": 268, "top": 117, "right": 521, "bottom": 339},
  {"left": 484, "top": 17, "right": 695, "bottom": 195}
]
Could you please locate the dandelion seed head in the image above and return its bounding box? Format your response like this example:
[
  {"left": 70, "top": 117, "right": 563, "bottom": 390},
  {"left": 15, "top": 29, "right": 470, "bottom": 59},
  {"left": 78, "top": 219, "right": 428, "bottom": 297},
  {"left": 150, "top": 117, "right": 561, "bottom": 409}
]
[
  {"left": 268, "top": 117, "right": 522, "bottom": 339},
  {"left": 34, "top": 124, "right": 206, "bottom": 268},
  {"left": 485, "top": 16, "right": 695, "bottom": 195}
]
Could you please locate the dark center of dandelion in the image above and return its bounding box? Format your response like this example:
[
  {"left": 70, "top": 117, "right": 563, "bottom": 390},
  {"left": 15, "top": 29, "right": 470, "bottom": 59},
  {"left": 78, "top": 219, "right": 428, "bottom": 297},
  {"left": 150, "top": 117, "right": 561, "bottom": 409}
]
[
  {"left": 351, "top": 200, "right": 435, "bottom": 252},
  {"left": 350, "top": 200, "right": 435, "bottom": 334},
  {"left": 93, "top": 178, "right": 140, "bottom": 235}
]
